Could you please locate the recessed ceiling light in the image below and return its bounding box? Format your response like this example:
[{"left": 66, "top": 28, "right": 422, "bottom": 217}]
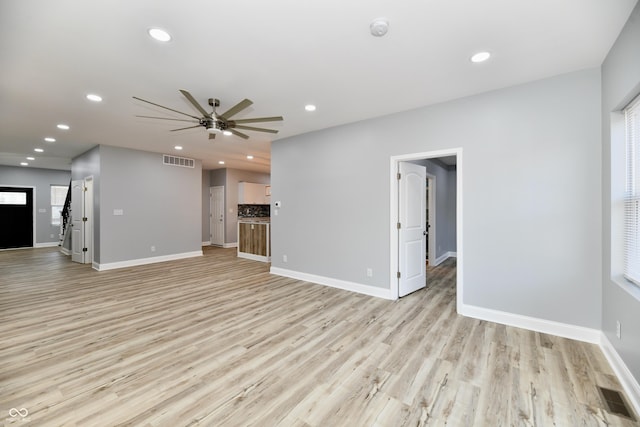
[
  {"left": 370, "top": 19, "right": 389, "bottom": 37},
  {"left": 246, "top": 155, "right": 254, "bottom": 160},
  {"left": 174, "top": 145, "right": 183, "bottom": 150},
  {"left": 470, "top": 51, "right": 491, "bottom": 63},
  {"left": 223, "top": 130, "right": 233, "bottom": 136},
  {"left": 148, "top": 28, "right": 172, "bottom": 42},
  {"left": 218, "top": 160, "right": 225, "bottom": 165},
  {"left": 34, "top": 148, "right": 44, "bottom": 153},
  {"left": 44, "top": 137, "right": 56, "bottom": 142},
  {"left": 305, "top": 104, "right": 316, "bottom": 112},
  {"left": 26, "top": 157, "right": 35, "bottom": 161},
  {"left": 86, "top": 93, "right": 103, "bottom": 102},
  {"left": 20, "top": 162, "right": 28, "bottom": 166},
  {"left": 57, "top": 124, "right": 70, "bottom": 130}
]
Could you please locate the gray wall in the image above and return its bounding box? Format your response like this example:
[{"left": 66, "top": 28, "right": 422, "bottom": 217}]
[
  {"left": 601, "top": 2, "right": 640, "bottom": 385},
  {"left": 202, "top": 170, "right": 210, "bottom": 243},
  {"left": 0, "top": 165, "right": 71, "bottom": 245},
  {"left": 72, "top": 146, "right": 101, "bottom": 259},
  {"left": 74, "top": 145, "right": 202, "bottom": 265},
  {"left": 272, "top": 67, "right": 601, "bottom": 329},
  {"left": 205, "top": 168, "right": 269, "bottom": 244}
]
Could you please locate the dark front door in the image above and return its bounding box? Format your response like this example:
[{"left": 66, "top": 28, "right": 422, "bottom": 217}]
[{"left": 0, "top": 187, "right": 34, "bottom": 249}]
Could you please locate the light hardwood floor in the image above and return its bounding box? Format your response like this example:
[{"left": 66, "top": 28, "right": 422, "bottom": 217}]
[{"left": 0, "top": 247, "right": 637, "bottom": 426}]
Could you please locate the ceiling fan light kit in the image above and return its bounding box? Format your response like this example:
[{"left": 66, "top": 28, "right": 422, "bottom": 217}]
[{"left": 133, "top": 90, "right": 283, "bottom": 141}]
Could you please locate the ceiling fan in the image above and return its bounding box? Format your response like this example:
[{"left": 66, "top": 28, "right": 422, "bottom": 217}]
[{"left": 133, "top": 90, "right": 283, "bottom": 140}]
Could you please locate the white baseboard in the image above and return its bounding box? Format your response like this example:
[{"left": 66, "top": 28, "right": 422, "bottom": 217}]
[
  {"left": 94, "top": 250, "right": 203, "bottom": 271},
  {"left": 223, "top": 242, "right": 238, "bottom": 249},
  {"left": 35, "top": 242, "right": 60, "bottom": 248},
  {"left": 600, "top": 333, "right": 640, "bottom": 417},
  {"left": 459, "top": 303, "right": 601, "bottom": 344},
  {"left": 270, "top": 267, "right": 394, "bottom": 300},
  {"left": 238, "top": 252, "right": 270, "bottom": 262},
  {"left": 60, "top": 246, "right": 70, "bottom": 256},
  {"left": 202, "top": 241, "right": 211, "bottom": 246},
  {"left": 433, "top": 251, "right": 456, "bottom": 266}
]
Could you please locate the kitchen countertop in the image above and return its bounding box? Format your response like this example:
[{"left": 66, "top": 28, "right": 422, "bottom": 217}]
[{"left": 237, "top": 217, "right": 270, "bottom": 223}]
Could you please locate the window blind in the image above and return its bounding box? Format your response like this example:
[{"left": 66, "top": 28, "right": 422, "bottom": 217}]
[{"left": 624, "top": 93, "right": 640, "bottom": 286}]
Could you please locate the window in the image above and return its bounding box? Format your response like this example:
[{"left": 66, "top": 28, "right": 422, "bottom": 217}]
[
  {"left": 624, "top": 94, "right": 640, "bottom": 286},
  {"left": 0, "top": 192, "right": 27, "bottom": 205},
  {"left": 51, "top": 185, "right": 68, "bottom": 226}
]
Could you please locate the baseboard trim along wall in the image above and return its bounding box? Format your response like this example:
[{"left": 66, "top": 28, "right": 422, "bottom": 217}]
[
  {"left": 270, "top": 267, "right": 394, "bottom": 300},
  {"left": 94, "top": 250, "right": 203, "bottom": 271},
  {"left": 223, "top": 242, "right": 238, "bottom": 249},
  {"left": 201, "top": 241, "right": 211, "bottom": 246},
  {"left": 35, "top": 242, "right": 60, "bottom": 248},
  {"left": 600, "top": 333, "right": 640, "bottom": 417},
  {"left": 459, "top": 303, "right": 601, "bottom": 343},
  {"left": 433, "top": 251, "right": 457, "bottom": 267}
]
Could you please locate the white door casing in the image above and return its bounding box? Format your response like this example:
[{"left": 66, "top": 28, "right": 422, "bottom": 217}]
[
  {"left": 398, "top": 161, "right": 427, "bottom": 297},
  {"left": 70, "top": 180, "right": 85, "bottom": 263},
  {"left": 210, "top": 186, "right": 225, "bottom": 246},
  {"left": 83, "top": 177, "right": 93, "bottom": 264}
]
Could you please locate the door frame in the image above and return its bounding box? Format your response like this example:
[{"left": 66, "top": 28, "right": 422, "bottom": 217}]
[
  {"left": 425, "top": 173, "right": 436, "bottom": 266},
  {"left": 389, "top": 148, "right": 463, "bottom": 311},
  {"left": 0, "top": 185, "right": 36, "bottom": 249},
  {"left": 210, "top": 185, "right": 225, "bottom": 246}
]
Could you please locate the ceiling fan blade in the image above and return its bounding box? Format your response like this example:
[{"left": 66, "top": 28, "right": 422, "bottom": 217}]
[
  {"left": 209, "top": 133, "right": 216, "bottom": 140},
  {"left": 227, "top": 128, "right": 250, "bottom": 139},
  {"left": 136, "top": 115, "right": 196, "bottom": 123},
  {"left": 133, "top": 96, "right": 200, "bottom": 120},
  {"left": 179, "top": 90, "right": 212, "bottom": 118},
  {"left": 220, "top": 99, "right": 253, "bottom": 120},
  {"left": 234, "top": 125, "right": 279, "bottom": 134},
  {"left": 232, "top": 116, "right": 283, "bottom": 124},
  {"left": 170, "top": 125, "right": 203, "bottom": 132}
]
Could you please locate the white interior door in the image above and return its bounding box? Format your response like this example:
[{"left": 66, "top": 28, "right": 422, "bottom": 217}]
[
  {"left": 210, "top": 186, "right": 225, "bottom": 246},
  {"left": 70, "top": 180, "right": 85, "bottom": 263},
  {"left": 398, "top": 161, "right": 427, "bottom": 297}
]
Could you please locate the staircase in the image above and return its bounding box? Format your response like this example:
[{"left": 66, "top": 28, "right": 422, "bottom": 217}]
[{"left": 59, "top": 181, "right": 72, "bottom": 254}]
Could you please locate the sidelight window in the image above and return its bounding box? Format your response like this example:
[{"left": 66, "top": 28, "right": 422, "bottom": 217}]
[{"left": 624, "top": 93, "right": 640, "bottom": 286}]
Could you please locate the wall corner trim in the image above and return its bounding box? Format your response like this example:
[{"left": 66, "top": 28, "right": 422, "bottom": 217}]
[
  {"left": 459, "top": 303, "right": 601, "bottom": 343},
  {"left": 94, "top": 250, "right": 203, "bottom": 271},
  {"left": 270, "top": 267, "right": 394, "bottom": 300},
  {"left": 600, "top": 333, "right": 640, "bottom": 417}
]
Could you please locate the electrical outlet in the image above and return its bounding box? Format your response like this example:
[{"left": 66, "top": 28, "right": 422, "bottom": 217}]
[
  {"left": 151, "top": 246, "right": 156, "bottom": 252},
  {"left": 283, "top": 254, "right": 288, "bottom": 262},
  {"left": 616, "top": 320, "right": 621, "bottom": 339},
  {"left": 50, "top": 234, "right": 54, "bottom": 238},
  {"left": 366, "top": 268, "right": 373, "bottom": 277}
]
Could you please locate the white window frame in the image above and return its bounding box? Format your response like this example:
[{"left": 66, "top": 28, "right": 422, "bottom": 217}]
[
  {"left": 623, "top": 94, "right": 640, "bottom": 287},
  {"left": 50, "top": 185, "right": 67, "bottom": 226}
]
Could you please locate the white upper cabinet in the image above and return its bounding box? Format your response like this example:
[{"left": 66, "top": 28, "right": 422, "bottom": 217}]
[{"left": 238, "top": 183, "right": 270, "bottom": 204}]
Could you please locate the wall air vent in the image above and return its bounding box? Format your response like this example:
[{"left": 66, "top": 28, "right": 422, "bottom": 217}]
[{"left": 163, "top": 154, "right": 195, "bottom": 168}]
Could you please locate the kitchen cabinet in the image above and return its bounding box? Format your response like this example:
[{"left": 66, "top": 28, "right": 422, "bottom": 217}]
[
  {"left": 238, "top": 182, "right": 270, "bottom": 204},
  {"left": 237, "top": 220, "right": 270, "bottom": 262}
]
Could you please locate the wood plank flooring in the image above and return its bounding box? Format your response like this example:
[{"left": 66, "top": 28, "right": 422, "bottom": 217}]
[{"left": 0, "top": 247, "right": 637, "bottom": 426}]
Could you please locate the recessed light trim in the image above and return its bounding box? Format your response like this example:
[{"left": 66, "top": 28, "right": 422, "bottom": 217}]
[
  {"left": 20, "top": 162, "right": 28, "bottom": 166},
  {"left": 218, "top": 160, "right": 225, "bottom": 165},
  {"left": 86, "top": 93, "right": 103, "bottom": 102},
  {"left": 27, "top": 157, "right": 35, "bottom": 161},
  {"left": 44, "top": 137, "right": 56, "bottom": 142},
  {"left": 305, "top": 104, "right": 317, "bottom": 112},
  {"left": 174, "top": 145, "right": 183, "bottom": 150},
  {"left": 148, "top": 28, "right": 172, "bottom": 42},
  {"left": 57, "top": 124, "right": 70, "bottom": 130},
  {"left": 223, "top": 130, "right": 233, "bottom": 136},
  {"left": 34, "top": 148, "right": 44, "bottom": 153},
  {"left": 246, "top": 155, "right": 254, "bottom": 160},
  {"left": 471, "top": 51, "right": 491, "bottom": 63}
]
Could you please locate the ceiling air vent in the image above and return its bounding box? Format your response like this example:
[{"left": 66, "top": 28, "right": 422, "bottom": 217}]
[{"left": 163, "top": 154, "right": 195, "bottom": 168}]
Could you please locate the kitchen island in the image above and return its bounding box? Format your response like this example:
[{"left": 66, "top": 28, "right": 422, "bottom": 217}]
[{"left": 237, "top": 218, "right": 270, "bottom": 262}]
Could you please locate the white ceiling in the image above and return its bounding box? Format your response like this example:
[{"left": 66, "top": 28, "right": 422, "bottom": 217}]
[{"left": 0, "top": 0, "right": 636, "bottom": 173}]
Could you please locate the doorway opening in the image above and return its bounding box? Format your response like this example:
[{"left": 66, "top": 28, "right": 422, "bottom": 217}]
[{"left": 389, "top": 148, "right": 462, "bottom": 310}]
